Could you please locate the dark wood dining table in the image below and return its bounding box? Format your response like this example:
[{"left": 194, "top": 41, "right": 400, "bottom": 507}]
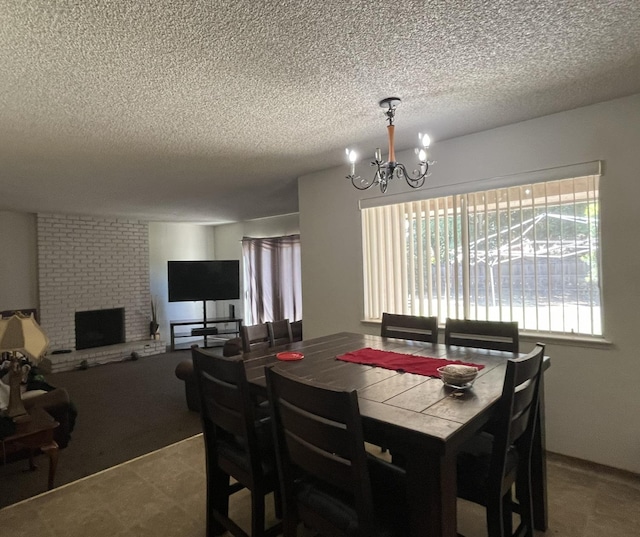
[{"left": 241, "top": 331, "right": 550, "bottom": 537}]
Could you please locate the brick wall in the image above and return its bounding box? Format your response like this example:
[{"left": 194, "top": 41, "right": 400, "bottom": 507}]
[{"left": 37, "top": 214, "right": 151, "bottom": 351}]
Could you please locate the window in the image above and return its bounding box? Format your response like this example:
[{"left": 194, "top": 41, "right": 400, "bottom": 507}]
[
  {"left": 362, "top": 174, "right": 601, "bottom": 337},
  {"left": 242, "top": 234, "right": 302, "bottom": 325}
]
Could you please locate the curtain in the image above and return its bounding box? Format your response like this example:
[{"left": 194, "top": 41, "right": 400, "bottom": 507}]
[{"left": 241, "top": 234, "right": 302, "bottom": 324}]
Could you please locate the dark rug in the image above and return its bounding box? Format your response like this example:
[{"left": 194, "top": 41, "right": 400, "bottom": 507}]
[{"left": 0, "top": 349, "right": 203, "bottom": 508}]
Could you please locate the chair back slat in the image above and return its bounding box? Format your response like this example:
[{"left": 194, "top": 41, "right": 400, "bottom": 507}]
[
  {"left": 200, "top": 370, "right": 247, "bottom": 437},
  {"left": 267, "top": 319, "right": 293, "bottom": 347},
  {"left": 445, "top": 318, "right": 519, "bottom": 352},
  {"left": 381, "top": 313, "right": 439, "bottom": 343},
  {"left": 279, "top": 397, "right": 351, "bottom": 468},
  {"left": 241, "top": 323, "right": 270, "bottom": 353},
  {"left": 284, "top": 427, "right": 354, "bottom": 492},
  {"left": 512, "top": 351, "right": 542, "bottom": 384},
  {"left": 509, "top": 379, "right": 538, "bottom": 444}
]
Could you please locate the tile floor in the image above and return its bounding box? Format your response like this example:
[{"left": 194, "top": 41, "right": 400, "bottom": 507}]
[{"left": 1, "top": 434, "right": 639, "bottom": 537}]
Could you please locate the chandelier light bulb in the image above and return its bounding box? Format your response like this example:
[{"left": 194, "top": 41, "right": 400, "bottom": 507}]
[
  {"left": 418, "top": 148, "right": 428, "bottom": 162},
  {"left": 346, "top": 148, "right": 358, "bottom": 175},
  {"left": 419, "top": 132, "right": 431, "bottom": 148}
]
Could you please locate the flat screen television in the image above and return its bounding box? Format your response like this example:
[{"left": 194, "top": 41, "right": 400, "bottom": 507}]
[{"left": 168, "top": 260, "right": 240, "bottom": 302}]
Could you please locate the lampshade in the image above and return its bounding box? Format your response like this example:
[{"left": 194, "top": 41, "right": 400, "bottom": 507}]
[{"left": 0, "top": 313, "right": 49, "bottom": 362}]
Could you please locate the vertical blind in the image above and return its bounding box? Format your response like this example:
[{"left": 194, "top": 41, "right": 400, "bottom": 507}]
[{"left": 362, "top": 175, "right": 602, "bottom": 336}]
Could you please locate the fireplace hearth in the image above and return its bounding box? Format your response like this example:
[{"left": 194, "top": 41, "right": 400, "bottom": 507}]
[{"left": 75, "top": 308, "right": 125, "bottom": 350}]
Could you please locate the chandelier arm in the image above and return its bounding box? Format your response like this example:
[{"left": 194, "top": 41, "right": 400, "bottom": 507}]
[
  {"left": 395, "top": 163, "right": 428, "bottom": 188},
  {"left": 347, "top": 169, "right": 378, "bottom": 190},
  {"left": 348, "top": 175, "right": 374, "bottom": 190}
]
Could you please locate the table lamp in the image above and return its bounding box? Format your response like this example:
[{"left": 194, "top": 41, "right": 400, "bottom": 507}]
[{"left": 0, "top": 313, "right": 49, "bottom": 420}]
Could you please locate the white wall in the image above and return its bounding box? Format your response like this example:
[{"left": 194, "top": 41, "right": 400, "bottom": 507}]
[
  {"left": 0, "top": 211, "right": 38, "bottom": 311},
  {"left": 148, "top": 222, "right": 216, "bottom": 340},
  {"left": 298, "top": 94, "right": 640, "bottom": 473}
]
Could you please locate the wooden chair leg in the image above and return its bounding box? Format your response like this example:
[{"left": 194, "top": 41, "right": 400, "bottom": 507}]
[
  {"left": 207, "top": 468, "right": 230, "bottom": 536},
  {"left": 274, "top": 488, "right": 283, "bottom": 519},
  {"left": 486, "top": 492, "right": 504, "bottom": 537},
  {"left": 251, "top": 489, "right": 266, "bottom": 537},
  {"left": 502, "top": 491, "right": 513, "bottom": 537},
  {"left": 283, "top": 516, "right": 298, "bottom": 537},
  {"left": 516, "top": 470, "right": 535, "bottom": 537}
]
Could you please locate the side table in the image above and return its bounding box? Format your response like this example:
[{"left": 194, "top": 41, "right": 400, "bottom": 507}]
[{"left": 1, "top": 407, "right": 60, "bottom": 490}]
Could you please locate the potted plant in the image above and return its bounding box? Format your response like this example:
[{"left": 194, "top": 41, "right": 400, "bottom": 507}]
[{"left": 150, "top": 298, "right": 160, "bottom": 339}]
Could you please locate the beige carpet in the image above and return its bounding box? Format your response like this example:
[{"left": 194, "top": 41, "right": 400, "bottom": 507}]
[{"left": 1, "top": 433, "right": 639, "bottom": 537}]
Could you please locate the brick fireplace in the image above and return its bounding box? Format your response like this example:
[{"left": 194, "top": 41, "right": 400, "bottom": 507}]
[
  {"left": 36, "top": 214, "right": 164, "bottom": 371},
  {"left": 75, "top": 307, "right": 125, "bottom": 350}
]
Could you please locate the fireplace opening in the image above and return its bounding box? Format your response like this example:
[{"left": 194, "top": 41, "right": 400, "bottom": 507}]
[{"left": 75, "top": 308, "right": 125, "bottom": 350}]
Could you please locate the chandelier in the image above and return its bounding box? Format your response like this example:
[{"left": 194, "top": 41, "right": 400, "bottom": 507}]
[{"left": 346, "top": 97, "right": 433, "bottom": 193}]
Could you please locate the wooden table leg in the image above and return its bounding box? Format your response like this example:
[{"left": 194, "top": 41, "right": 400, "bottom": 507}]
[
  {"left": 406, "top": 448, "right": 458, "bottom": 537},
  {"left": 41, "top": 441, "right": 59, "bottom": 490}
]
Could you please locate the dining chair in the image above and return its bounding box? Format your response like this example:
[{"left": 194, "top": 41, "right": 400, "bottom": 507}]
[
  {"left": 381, "top": 312, "right": 439, "bottom": 343},
  {"left": 444, "top": 318, "right": 520, "bottom": 352},
  {"left": 265, "top": 366, "right": 409, "bottom": 537},
  {"left": 290, "top": 320, "right": 303, "bottom": 342},
  {"left": 267, "top": 319, "right": 292, "bottom": 347},
  {"left": 241, "top": 323, "right": 270, "bottom": 353},
  {"left": 192, "top": 346, "right": 282, "bottom": 537},
  {"left": 456, "top": 343, "right": 545, "bottom": 537}
]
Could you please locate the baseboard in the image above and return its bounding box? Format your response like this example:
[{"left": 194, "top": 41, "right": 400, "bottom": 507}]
[{"left": 547, "top": 450, "right": 640, "bottom": 482}]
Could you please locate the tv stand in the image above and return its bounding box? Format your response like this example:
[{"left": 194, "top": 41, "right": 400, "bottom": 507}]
[{"left": 169, "top": 317, "right": 243, "bottom": 351}]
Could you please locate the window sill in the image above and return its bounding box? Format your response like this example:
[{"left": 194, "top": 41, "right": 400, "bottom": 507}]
[
  {"left": 361, "top": 319, "right": 613, "bottom": 349},
  {"left": 519, "top": 331, "right": 613, "bottom": 349}
]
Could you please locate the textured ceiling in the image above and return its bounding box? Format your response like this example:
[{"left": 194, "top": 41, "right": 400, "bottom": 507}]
[{"left": 1, "top": 1, "right": 640, "bottom": 223}]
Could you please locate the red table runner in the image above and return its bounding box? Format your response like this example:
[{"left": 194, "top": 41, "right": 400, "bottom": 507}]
[{"left": 336, "top": 347, "right": 485, "bottom": 377}]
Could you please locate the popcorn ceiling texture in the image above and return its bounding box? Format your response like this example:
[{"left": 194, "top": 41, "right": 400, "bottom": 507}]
[{"left": 1, "top": 1, "right": 639, "bottom": 222}]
